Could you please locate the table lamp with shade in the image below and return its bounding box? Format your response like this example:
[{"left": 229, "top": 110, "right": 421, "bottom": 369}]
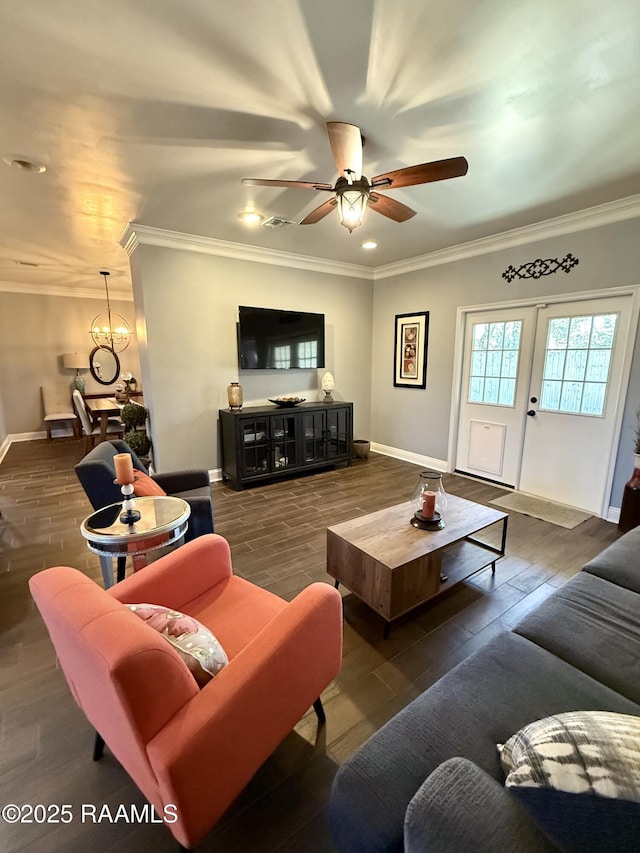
[{"left": 62, "top": 352, "right": 89, "bottom": 393}]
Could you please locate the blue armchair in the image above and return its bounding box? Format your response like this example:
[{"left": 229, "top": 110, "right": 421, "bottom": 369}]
[{"left": 75, "top": 440, "right": 215, "bottom": 580}]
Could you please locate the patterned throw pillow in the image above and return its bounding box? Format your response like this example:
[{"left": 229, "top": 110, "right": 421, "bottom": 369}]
[
  {"left": 126, "top": 603, "right": 228, "bottom": 686},
  {"left": 499, "top": 711, "right": 640, "bottom": 852}
]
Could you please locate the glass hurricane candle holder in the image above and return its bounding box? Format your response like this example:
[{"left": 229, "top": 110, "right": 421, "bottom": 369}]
[{"left": 410, "top": 471, "right": 447, "bottom": 530}]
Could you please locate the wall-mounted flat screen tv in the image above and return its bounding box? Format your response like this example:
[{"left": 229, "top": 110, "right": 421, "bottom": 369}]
[{"left": 238, "top": 306, "right": 325, "bottom": 369}]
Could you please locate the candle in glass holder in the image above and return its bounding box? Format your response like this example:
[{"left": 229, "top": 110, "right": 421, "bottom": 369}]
[
  {"left": 114, "top": 453, "right": 135, "bottom": 485},
  {"left": 422, "top": 490, "right": 436, "bottom": 518}
]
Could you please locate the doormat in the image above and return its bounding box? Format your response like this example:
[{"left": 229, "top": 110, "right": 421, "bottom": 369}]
[{"left": 489, "top": 492, "right": 591, "bottom": 529}]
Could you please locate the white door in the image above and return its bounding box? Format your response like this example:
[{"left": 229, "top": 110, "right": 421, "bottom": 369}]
[
  {"left": 456, "top": 306, "right": 536, "bottom": 486},
  {"left": 519, "top": 296, "right": 633, "bottom": 513},
  {"left": 456, "top": 293, "right": 636, "bottom": 514}
]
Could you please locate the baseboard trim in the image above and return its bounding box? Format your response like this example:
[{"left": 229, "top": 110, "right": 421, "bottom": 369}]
[
  {"left": 606, "top": 506, "right": 620, "bottom": 524},
  {"left": 0, "top": 435, "right": 10, "bottom": 465},
  {"left": 0, "top": 428, "right": 80, "bottom": 465},
  {"left": 371, "top": 442, "right": 448, "bottom": 472},
  {"left": 209, "top": 467, "right": 223, "bottom": 483},
  {"left": 371, "top": 443, "right": 620, "bottom": 523}
]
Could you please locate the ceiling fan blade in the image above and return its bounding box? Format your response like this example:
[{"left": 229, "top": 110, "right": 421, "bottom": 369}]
[
  {"left": 326, "top": 122, "right": 363, "bottom": 181},
  {"left": 371, "top": 156, "right": 468, "bottom": 189},
  {"left": 368, "top": 193, "right": 416, "bottom": 222},
  {"left": 299, "top": 198, "right": 337, "bottom": 225},
  {"left": 242, "top": 178, "right": 333, "bottom": 190}
]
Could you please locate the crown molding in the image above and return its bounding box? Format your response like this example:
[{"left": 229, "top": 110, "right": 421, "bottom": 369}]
[
  {"left": 120, "top": 223, "right": 374, "bottom": 280},
  {"left": 0, "top": 280, "right": 133, "bottom": 300},
  {"left": 119, "top": 194, "right": 640, "bottom": 283},
  {"left": 373, "top": 194, "right": 640, "bottom": 280}
]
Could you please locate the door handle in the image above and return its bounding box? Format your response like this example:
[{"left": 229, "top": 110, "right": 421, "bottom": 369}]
[
  {"left": 527, "top": 409, "right": 536, "bottom": 417},
  {"left": 530, "top": 396, "right": 538, "bottom": 404}
]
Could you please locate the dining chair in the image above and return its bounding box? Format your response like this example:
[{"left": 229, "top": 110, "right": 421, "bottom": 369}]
[
  {"left": 41, "top": 385, "right": 79, "bottom": 440},
  {"left": 29, "top": 533, "right": 343, "bottom": 850},
  {"left": 72, "top": 389, "right": 124, "bottom": 451}
]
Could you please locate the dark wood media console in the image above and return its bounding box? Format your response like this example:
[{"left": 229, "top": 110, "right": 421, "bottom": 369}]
[{"left": 219, "top": 401, "right": 353, "bottom": 490}]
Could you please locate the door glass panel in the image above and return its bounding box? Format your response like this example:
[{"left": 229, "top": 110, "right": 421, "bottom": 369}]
[
  {"left": 498, "top": 378, "right": 515, "bottom": 405},
  {"left": 586, "top": 349, "right": 611, "bottom": 382},
  {"left": 539, "top": 312, "right": 618, "bottom": 416},
  {"left": 484, "top": 377, "right": 499, "bottom": 404},
  {"left": 564, "top": 349, "right": 587, "bottom": 381},
  {"left": 544, "top": 350, "right": 565, "bottom": 380},
  {"left": 469, "top": 377, "right": 484, "bottom": 402},
  {"left": 541, "top": 380, "right": 561, "bottom": 409},
  {"left": 468, "top": 319, "right": 522, "bottom": 407},
  {"left": 547, "top": 317, "right": 569, "bottom": 349},
  {"left": 568, "top": 316, "right": 592, "bottom": 348}
]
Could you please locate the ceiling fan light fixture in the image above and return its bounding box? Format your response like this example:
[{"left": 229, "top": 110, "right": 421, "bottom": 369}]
[
  {"left": 238, "top": 210, "right": 262, "bottom": 225},
  {"left": 335, "top": 177, "right": 370, "bottom": 233}
]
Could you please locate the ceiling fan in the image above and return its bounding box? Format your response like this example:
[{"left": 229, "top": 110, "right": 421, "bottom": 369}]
[{"left": 242, "top": 121, "right": 468, "bottom": 233}]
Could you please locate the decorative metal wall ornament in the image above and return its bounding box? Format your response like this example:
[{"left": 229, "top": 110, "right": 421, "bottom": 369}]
[{"left": 502, "top": 253, "right": 579, "bottom": 283}]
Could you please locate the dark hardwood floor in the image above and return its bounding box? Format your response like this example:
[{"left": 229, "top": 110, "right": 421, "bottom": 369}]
[{"left": 0, "top": 439, "right": 620, "bottom": 852}]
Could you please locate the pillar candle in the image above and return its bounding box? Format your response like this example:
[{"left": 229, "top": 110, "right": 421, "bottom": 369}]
[
  {"left": 114, "top": 452, "right": 135, "bottom": 485},
  {"left": 422, "top": 490, "right": 436, "bottom": 517}
]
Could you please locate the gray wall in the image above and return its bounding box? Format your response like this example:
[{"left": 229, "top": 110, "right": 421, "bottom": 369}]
[
  {"left": 371, "top": 218, "right": 640, "bottom": 506},
  {"left": 130, "top": 246, "right": 373, "bottom": 472},
  {"left": 0, "top": 291, "right": 140, "bottom": 435}
]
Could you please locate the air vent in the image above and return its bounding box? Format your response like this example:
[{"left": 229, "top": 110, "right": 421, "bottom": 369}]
[{"left": 261, "top": 216, "right": 295, "bottom": 228}]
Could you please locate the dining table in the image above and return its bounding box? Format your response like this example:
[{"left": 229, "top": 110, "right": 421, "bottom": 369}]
[{"left": 84, "top": 397, "right": 124, "bottom": 442}]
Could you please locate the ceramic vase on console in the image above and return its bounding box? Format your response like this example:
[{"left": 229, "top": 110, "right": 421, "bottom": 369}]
[
  {"left": 619, "top": 453, "right": 640, "bottom": 533},
  {"left": 227, "top": 382, "right": 243, "bottom": 410},
  {"left": 321, "top": 371, "right": 335, "bottom": 403},
  {"left": 411, "top": 471, "right": 447, "bottom": 530}
]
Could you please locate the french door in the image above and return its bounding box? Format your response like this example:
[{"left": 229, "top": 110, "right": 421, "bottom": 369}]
[{"left": 455, "top": 292, "right": 637, "bottom": 515}]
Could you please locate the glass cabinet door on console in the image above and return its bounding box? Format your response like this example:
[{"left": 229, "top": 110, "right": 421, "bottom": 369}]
[
  {"left": 299, "top": 406, "right": 352, "bottom": 467},
  {"left": 301, "top": 411, "right": 326, "bottom": 465},
  {"left": 240, "top": 417, "right": 270, "bottom": 477},
  {"left": 326, "top": 407, "right": 351, "bottom": 460},
  {"left": 272, "top": 413, "right": 297, "bottom": 471}
]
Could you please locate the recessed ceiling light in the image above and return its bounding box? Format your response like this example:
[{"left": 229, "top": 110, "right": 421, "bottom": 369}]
[
  {"left": 238, "top": 211, "right": 262, "bottom": 225},
  {"left": 362, "top": 240, "right": 377, "bottom": 250},
  {"left": 2, "top": 154, "right": 47, "bottom": 173}
]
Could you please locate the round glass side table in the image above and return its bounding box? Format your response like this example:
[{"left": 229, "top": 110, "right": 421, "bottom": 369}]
[{"left": 80, "top": 495, "right": 191, "bottom": 588}]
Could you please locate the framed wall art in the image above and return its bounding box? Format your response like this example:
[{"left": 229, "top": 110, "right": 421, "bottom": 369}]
[{"left": 393, "top": 311, "right": 429, "bottom": 388}]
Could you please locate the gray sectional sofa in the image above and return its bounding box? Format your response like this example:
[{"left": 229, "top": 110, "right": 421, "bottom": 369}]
[{"left": 329, "top": 527, "right": 640, "bottom": 853}]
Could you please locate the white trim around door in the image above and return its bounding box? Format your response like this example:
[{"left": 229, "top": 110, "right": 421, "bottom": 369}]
[{"left": 447, "top": 285, "right": 640, "bottom": 518}]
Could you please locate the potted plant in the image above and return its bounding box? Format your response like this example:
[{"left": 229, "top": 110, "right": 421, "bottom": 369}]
[
  {"left": 124, "top": 428, "right": 151, "bottom": 460},
  {"left": 121, "top": 402, "right": 148, "bottom": 432},
  {"left": 121, "top": 403, "right": 151, "bottom": 463}
]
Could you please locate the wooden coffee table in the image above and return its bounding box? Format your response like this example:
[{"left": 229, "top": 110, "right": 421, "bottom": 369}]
[{"left": 327, "top": 494, "right": 508, "bottom": 634}]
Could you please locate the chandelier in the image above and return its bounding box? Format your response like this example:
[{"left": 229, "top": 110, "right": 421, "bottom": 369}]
[{"left": 90, "top": 270, "right": 131, "bottom": 352}]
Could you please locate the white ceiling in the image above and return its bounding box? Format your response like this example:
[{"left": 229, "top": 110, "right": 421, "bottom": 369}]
[{"left": 1, "top": 0, "right": 639, "bottom": 297}]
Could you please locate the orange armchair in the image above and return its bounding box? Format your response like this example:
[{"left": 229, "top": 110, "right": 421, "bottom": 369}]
[{"left": 29, "top": 534, "right": 343, "bottom": 850}]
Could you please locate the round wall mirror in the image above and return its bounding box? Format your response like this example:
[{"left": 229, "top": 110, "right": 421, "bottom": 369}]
[{"left": 89, "top": 345, "right": 121, "bottom": 385}]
